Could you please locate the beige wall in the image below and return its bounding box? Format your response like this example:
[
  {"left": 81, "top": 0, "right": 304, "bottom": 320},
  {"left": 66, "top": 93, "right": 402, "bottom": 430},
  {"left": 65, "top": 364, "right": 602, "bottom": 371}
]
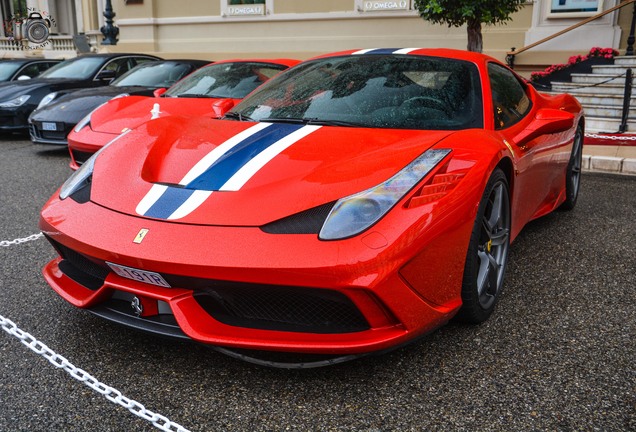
[
  {"left": 98, "top": 1, "right": 631, "bottom": 76},
  {"left": 275, "top": 0, "right": 354, "bottom": 14},
  {"left": 109, "top": 4, "right": 532, "bottom": 63}
]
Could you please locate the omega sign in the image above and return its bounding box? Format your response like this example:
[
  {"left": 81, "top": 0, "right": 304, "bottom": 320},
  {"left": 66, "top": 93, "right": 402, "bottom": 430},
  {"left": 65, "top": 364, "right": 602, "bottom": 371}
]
[
  {"left": 228, "top": 4, "right": 265, "bottom": 16},
  {"left": 364, "top": 0, "right": 409, "bottom": 11}
]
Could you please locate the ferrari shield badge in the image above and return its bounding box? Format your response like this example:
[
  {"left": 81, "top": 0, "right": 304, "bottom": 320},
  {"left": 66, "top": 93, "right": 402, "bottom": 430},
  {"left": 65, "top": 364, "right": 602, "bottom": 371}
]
[{"left": 133, "top": 228, "right": 149, "bottom": 244}]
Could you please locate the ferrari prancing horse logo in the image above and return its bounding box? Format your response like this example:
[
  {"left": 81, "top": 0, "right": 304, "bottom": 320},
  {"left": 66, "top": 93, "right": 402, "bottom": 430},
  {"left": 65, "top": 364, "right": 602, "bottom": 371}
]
[{"left": 133, "top": 228, "right": 149, "bottom": 244}]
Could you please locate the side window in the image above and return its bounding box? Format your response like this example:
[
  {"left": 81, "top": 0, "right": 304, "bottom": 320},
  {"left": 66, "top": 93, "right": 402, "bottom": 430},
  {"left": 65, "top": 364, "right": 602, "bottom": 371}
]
[
  {"left": 102, "top": 58, "right": 134, "bottom": 78},
  {"left": 488, "top": 63, "right": 531, "bottom": 130},
  {"left": 16, "top": 64, "right": 42, "bottom": 79},
  {"left": 132, "top": 57, "right": 156, "bottom": 67}
]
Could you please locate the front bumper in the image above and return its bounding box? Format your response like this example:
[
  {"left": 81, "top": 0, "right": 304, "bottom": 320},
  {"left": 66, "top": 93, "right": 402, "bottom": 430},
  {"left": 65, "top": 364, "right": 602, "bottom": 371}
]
[
  {"left": 40, "top": 194, "right": 466, "bottom": 355},
  {"left": 67, "top": 128, "right": 118, "bottom": 169},
  {"left": 29, "top": 121, "right": 73, "bottom": 145}
]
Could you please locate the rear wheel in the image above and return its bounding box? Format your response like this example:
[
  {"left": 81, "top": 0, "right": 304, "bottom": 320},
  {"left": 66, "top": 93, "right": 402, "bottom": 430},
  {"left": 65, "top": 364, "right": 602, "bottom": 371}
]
[
  {"left": 456, "top": 168, "right": 510, "bottom": 324},
  {"left": 559, "top": 124, "right": 583, "bottom": 211}
]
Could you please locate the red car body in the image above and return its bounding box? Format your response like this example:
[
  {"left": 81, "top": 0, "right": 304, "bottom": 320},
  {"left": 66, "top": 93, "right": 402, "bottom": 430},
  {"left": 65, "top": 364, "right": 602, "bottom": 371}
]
[
  {"left": 40, "top": 49, "right": 583, "bottom": 366},
  {"left": 66, "top": 58, "right": 299, "bottom": 170}
]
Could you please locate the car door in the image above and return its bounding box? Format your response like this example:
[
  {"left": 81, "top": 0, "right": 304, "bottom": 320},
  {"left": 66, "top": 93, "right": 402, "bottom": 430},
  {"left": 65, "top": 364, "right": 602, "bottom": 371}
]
[{"left": 487, "top": 62, "right": 560, "bottom": 229}]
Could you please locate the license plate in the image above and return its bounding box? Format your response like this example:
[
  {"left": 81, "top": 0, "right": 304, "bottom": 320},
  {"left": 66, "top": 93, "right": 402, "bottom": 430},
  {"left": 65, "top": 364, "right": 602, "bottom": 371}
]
[
  {"left": 106, "top": 262, "right": 171, "bottom": 288},
  {"left": 42, "top": 122, "right": 57, "bottom": 131}
]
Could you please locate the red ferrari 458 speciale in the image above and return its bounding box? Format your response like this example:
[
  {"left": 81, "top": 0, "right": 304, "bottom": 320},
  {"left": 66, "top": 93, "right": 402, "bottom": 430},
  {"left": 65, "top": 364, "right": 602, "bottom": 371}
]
[
  {"left": 66, "top": 58, "right": 299, "bottom": 170},
  {"left": 41, "top": 49, "right": 583, "bottom": 367}
]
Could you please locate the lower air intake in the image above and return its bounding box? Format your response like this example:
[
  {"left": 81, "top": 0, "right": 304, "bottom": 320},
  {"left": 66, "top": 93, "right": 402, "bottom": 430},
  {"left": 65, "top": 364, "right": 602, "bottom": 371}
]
[{"left": 194, "top": 285, "right": 369, "bottom": 334}]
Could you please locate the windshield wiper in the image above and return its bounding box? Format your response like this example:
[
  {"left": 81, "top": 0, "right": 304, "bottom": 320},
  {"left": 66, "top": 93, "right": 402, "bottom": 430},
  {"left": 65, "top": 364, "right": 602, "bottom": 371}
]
[
  {"left": 261, "top": 117, "right": 306, "bottom": 124},
  {"left": 303, "top": 118, "right": 367, "bottom": 127},
  {"left": 262, "top": 117, "right": 366, "bottom": 127},
  {"left": 175, "top": 93, "right": 215, "bottom": 98},
  {"left": 223, "top": 112, "right": 254, "bottom": 122}
]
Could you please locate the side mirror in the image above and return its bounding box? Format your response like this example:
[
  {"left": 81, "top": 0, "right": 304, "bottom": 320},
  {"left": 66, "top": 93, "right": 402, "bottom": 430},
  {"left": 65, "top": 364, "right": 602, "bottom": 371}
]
[
  {"left": 212, "top": 99, "right": 235, "bottom": 118},
  {"left": 96, "top": 70, "right": 117, "bottom": 82},
  {"left": 153, "top": 88, "right": 167, "bottom": 98},
  {"left": 17, "top": 75, "right": 31, "bottom": 80},
  {"left": 515, "top": 108, "right": 575, "bottom": 145}
]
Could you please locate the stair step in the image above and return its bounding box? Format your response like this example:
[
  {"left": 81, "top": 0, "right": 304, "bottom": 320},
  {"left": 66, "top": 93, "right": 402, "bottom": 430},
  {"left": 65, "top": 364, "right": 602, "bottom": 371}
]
[
  {"left": 570, "top": 73, "right": 633, "bottom": 85},
  {"left": 613, "top": 56, "right": 636, "bottom": 66},
  {"left": 591, "top": 64, "right": 635, "bottom": 75},
  {"left": 585, "top": 117, "right": 636, "bottom": 133},
  {"left": 569, "top": 94, "right": 636, "bottom": 107},
  {"left": 582, "top": 105, "right": 636, "bottom": 118},
  {"left": 551, "top": 83, "right": 629, "bottom": 96}
]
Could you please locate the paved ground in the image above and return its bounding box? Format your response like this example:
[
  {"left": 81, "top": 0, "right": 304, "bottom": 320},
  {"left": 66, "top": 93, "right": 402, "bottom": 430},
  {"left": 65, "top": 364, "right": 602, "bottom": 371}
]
[{"left": 1, "top": 136, "right": 635, "bottom": 431}]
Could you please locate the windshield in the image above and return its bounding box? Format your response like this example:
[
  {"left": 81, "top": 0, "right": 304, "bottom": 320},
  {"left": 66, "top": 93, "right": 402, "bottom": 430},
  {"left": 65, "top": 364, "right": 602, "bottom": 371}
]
[
  {"left": 112, "top": 62, "right": 193, "bottom": 88},
  {"left": 0, "top": 62, "right": 22, "bottom": 81},
  {"left": 165, "top": 62, "right": 286, "bottom": 99},
  {"left": 231, "top": 55, "right": 484, "bottom": 130},
  {"left": 39, "top": 57, "right": 104, "bottom": 79}
]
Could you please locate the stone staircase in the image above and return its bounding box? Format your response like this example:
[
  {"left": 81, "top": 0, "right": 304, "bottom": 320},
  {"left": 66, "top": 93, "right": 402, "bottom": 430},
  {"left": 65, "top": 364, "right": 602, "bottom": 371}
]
[{"left": 550, "top": 56, "right": 636, "bottom": 133}]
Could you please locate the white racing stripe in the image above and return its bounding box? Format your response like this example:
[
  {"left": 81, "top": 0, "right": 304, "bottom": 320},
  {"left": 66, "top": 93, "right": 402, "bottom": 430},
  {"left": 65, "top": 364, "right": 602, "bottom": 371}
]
[
  {"left": 352, "top": 48, "right": 378, "bottom": 55},
  {"left": 221, "top": 125, "right": 322, "bottom": 191},
  {"left": 393, "top": 48, "right": 420, "bottom": 54},
  {"left": 168, "top": 189, "right": 213, "bottom": 220},
  {"left": 136, "top": 184, "right": 169, "bottom": 216}
]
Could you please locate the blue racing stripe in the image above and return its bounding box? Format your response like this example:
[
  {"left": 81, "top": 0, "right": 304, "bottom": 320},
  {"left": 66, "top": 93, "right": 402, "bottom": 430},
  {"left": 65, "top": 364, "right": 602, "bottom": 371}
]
[
  {"left": 185, "top": 123, "right": 304, "bottom": 190},
  {"left": 363, "top": 48, "right": 401, "bottom": 55},
  {"left": 144, "top": 186, "right": 196, "bottom": 219}
]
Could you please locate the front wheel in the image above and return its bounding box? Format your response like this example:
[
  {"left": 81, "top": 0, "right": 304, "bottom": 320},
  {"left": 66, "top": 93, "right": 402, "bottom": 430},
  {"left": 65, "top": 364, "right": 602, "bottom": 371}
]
[
  {"left": 559, "top": 124, "right": 583, "bottom": 211},
  {"left": 456, "top": 168, "right": 511, "bottom": 324}
]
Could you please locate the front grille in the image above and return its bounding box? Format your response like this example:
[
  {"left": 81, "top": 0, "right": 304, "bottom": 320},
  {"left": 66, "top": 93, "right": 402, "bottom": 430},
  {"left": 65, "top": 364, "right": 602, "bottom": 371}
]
[
  {"left": 31, "top": 122, "right": 70, "bottom": 141},
  {"left": 70, "top": 149, "right": 93, "bottom": 165},
  {"left": 194, "top": 285, "right": 369, "bottom": 334},
  {"left": 48, "top": 237, "right": 109, "bottom": 290}
]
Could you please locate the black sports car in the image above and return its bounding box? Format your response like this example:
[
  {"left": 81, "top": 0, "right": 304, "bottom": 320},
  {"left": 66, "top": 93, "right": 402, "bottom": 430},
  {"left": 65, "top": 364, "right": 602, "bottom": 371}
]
[
  {"left": 0, "top": 58, "right": 61, "bottom": 82},
  {"left": 0, "top": 53, "right": 160, "bottom": 132},
  {"left": 29, "top": 59, "right": 210, "bottom": 145}
]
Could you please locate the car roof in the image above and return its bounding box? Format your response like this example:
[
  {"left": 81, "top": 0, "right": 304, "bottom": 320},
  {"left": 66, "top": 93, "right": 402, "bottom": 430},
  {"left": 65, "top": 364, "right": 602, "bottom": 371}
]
[
  {"left": 1, "top": 58, "right": 61, "bottom": 64},
  {"left": 310, "top": 48, "right": 497, "bottom": 64}
]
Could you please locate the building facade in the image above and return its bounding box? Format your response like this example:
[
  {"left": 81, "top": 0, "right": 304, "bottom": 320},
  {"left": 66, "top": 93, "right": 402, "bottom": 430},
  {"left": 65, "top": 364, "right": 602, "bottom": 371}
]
[{"left": 1, "top": 0, "right": 633, "bottom": 75}]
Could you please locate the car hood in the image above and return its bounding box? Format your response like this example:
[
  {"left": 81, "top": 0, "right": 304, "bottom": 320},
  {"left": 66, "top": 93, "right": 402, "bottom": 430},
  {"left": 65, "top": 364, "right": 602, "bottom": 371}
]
[
  {"left": 30, "top": 86, "right": 153, "bottom": 123},
  {"left": 89, "top": 116, "right": 453, "bottom": 226},
  {"left": 89, "top": 96, "right": 239, "bottom": 135},
  {"left": 0, "top": 78, "right": 87, "bottom": 100}
]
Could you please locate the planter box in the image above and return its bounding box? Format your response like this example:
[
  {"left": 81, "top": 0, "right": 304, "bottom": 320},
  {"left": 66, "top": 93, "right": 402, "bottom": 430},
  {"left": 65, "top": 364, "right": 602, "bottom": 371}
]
[{"left": 531, "top": 57, "right": 615, "bottom": 91}]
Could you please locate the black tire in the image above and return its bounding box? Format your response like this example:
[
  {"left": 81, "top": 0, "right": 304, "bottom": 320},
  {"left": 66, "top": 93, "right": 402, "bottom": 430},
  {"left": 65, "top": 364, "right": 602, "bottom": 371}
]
[
  {"left": 456, "top": 168, "right": 511, "bottom": 324},
  {"left": 559, "top": 124, "right": 583, "bottom": 211}
]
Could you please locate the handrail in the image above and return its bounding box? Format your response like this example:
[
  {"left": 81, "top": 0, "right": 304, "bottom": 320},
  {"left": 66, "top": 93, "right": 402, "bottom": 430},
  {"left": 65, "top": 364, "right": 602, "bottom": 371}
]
[{"left": 506, "top": 0, "right": 636, "bottom": 68}]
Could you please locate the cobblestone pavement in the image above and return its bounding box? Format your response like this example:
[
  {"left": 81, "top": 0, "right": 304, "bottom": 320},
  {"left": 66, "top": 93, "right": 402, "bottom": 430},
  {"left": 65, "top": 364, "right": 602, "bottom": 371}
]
[{"left": 1, "top": 137, "right": 634, "bottom": 431}]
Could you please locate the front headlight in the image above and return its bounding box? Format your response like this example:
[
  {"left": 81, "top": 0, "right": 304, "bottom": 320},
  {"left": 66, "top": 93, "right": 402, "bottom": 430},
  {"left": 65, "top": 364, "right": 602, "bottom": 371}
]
[
  {"left": 319, "top": 148, "right": 451, "bottom": 240},
  {"left": 0, "top": 95, "right": 30, "bottom": 108},
  {"left": 73, "top": 111, "right": 92, "bottom": 133},
  {"left": 37, "top": 92, "right": 58, "bottom": 110},
  {"left": 59, "top": 150, "right": 96, "bottom": 199},
  {"left": 60, "top": 129, "right": 132, "bottom": 200}
]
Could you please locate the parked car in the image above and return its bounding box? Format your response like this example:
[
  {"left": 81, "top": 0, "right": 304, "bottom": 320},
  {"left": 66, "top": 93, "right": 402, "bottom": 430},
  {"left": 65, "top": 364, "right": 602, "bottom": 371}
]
[
  {"left": 40, "top": 49, "right": 583, "bottom": 367},
  {"left": 66, "top": 58, "right": 299, "bottom": 168},
  {"left": 28, "top": 59, "right": 210, "bottom": 145},
  {"left": 0, "top": 53, "right": 160, "bottom": 132},
  {"left": 0, "top": 58, "right": 61, "bottom": 82}
]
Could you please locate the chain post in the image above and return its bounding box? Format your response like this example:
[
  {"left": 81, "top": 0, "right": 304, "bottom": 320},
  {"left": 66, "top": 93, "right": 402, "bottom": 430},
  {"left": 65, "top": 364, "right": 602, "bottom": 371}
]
[{"left": 619, "top": 68, "right": 633, "bottom": 133}]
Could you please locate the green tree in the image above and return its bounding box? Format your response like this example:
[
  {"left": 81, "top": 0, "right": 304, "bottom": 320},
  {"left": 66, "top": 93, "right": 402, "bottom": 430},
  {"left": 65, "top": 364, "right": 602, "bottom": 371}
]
[{"left": 413, "top": 0, "right": 525, "bottom": 53}]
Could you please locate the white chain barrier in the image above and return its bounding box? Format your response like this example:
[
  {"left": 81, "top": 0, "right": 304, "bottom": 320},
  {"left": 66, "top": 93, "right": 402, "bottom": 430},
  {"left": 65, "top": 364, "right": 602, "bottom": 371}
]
[
  {"left": 1, "top": 233, "right": 191, "bottom": 432},
  {"left": 0, "top": 233, "right": 43, "bottom": 247},
  {"left": 0, "top": 315, "right": 191, "bottom": 432},
  {"left": 585, "top": 132, "right": 636, "bottom": 141}
]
